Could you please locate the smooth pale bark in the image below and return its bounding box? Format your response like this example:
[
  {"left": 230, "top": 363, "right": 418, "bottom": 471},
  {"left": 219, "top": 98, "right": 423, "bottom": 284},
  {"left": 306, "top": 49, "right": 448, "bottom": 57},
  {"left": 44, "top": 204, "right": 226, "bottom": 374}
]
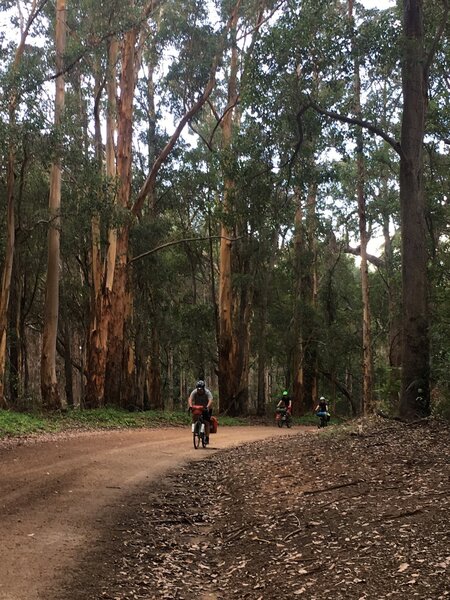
[
  {"left": 85, "top": 39, "right": 118, "bottom": 408},
  {"left": 104, "top": 25, "right": 137, "bottom": 406},
  {"left": 399, "top": 0, "right": 430, "bottom": 418},
  {"left": 41, "top": 0, "right": 66, "bottom": 410},
  {"left": 217, "top": 3, "right": 240, "bottom": 415},
  {"left": 103, "top": 3, "right": 221, "bottom": 407},
  {"left": 217, "top": 2, "right": 265, "bottom": 415}
]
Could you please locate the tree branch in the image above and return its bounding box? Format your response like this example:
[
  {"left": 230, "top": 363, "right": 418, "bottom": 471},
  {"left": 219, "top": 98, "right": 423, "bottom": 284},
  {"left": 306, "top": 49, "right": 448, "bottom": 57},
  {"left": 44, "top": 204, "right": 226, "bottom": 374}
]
[
  {"left": 344, "top": 245, "right": 385, "bottom": 269},
  {"left": 129, "top": 235, "right": 242, "bottom": 264},
  {"left": 236, "top": 0, "right": 287, "bottom": 42},
  {"left": 131, "top": 67, "right": 219, "bottom": 217},
  {"left": 303, "top": 99, "right": 404, "bottom": 159},
  {"left": 424, "top": 0, "right": 449, "bottom": 78},
  {"left": 303, "top": 480, "right": 365, "bottom": 496}
]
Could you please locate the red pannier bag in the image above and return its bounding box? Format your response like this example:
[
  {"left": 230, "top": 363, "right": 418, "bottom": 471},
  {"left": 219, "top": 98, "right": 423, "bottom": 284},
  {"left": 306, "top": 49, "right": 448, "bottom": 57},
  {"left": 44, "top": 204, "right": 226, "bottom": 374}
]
[{"left": 210, "top": 416, "right": 218, "bottom": 434}]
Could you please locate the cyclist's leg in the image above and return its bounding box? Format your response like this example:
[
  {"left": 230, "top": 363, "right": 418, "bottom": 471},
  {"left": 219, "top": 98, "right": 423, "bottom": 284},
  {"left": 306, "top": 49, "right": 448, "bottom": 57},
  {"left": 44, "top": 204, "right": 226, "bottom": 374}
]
[{"left": 203, "top": 409, "right": 211, "bottom": 442}]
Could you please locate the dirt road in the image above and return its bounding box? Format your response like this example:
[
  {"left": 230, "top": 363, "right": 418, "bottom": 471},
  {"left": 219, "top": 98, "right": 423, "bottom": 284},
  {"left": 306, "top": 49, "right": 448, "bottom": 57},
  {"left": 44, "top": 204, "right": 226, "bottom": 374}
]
[{"left": 0, "top": 426, "right": 299, "bottom": 600}]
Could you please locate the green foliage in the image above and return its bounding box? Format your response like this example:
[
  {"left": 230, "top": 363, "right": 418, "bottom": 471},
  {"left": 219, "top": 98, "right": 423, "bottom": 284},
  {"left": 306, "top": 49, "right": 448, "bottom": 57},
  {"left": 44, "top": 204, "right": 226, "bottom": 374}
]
[
  {"left": 0, "top": 410, "right": 51, "bottom": 436},
  {"left": 0, "top": 408, "right": 251, "bottom": 439},
  {"left": 0, "top": 0, "right": 448, "bottom": 419}
]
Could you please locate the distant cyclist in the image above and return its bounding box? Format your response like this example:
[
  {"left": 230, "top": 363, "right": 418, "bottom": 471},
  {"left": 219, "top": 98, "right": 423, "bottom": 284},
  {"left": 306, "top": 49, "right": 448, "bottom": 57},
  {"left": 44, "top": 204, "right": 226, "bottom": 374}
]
[
  {"left": 277, "top": 390, "right": 292, "bottom": 415},
  {"left": 314, "top": 396, "right": 330, "bottom": 422},
  {"left": 188, "top": 380, "right": 213, "bottom": 444}
]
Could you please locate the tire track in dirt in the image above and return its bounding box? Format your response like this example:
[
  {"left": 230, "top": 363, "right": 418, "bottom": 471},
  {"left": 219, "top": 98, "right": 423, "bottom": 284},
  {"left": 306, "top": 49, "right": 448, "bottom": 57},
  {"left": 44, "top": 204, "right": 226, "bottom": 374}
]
[{"left": 0, "top": 426, "right": 302, "bottom": 600}]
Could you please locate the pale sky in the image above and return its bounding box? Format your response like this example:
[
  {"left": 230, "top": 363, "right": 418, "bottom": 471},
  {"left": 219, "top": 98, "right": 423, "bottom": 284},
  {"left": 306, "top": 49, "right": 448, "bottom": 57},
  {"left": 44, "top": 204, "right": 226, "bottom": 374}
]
[{"left": 362, "top": 0, "right": 395, "bottom": 8}]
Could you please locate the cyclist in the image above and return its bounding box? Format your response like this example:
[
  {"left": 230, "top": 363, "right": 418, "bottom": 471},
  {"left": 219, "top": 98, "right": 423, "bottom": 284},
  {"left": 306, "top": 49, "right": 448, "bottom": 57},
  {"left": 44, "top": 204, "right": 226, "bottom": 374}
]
[
  {"left": 314, "top": 396, "right": 331, "bottom": 422},
  {"left": 188, "top": 380, "right": 213, "bottom": 444},
  {"left": 277, "top": 390, "right": 292, "bottom": 415}
]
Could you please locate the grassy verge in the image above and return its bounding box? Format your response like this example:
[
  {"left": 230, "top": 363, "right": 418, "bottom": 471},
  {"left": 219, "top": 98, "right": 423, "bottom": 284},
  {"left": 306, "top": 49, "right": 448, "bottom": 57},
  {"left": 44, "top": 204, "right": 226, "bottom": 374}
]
[
  {"left": 0, "top": 408, "right": 345, "bottom": 440},
  {"left": 0, "top": 408, "right": 190, "bottom": 439},
  {"left": 0, "top": 408, "right": 251, "bottom": 440}
]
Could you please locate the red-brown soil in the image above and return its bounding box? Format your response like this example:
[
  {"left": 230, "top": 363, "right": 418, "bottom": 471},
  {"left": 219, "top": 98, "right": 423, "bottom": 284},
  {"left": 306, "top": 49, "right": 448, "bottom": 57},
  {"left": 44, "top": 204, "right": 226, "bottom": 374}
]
[
  {"left": 0, "top": 425, "right": 298, "bottom": 599},
  {"left": 1, "top": 419, "right": 448, "bottom": 600}
]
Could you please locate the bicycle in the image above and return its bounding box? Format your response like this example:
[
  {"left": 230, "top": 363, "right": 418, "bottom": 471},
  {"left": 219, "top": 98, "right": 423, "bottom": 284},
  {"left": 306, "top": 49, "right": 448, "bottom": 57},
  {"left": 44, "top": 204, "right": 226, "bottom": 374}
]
[
  {"left": 275, "top": 407, "right": 292, "bottom": 428},
  {"left": 191, "top": 405, "right": 208, "bottom": 449},
  {"left": 316, "top": 411, "right": 330, "bottom": 428}
]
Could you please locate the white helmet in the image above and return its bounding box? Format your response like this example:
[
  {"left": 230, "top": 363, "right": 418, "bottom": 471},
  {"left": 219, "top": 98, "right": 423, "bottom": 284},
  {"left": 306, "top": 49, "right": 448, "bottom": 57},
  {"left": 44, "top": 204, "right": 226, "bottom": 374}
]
[{"left": 320, "top": 396, "right": 325, "bottom": 400}]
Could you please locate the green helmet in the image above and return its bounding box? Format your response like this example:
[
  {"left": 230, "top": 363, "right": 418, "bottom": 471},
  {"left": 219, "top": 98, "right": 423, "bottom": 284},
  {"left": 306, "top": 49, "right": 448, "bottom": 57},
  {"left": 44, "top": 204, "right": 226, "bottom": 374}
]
[{"left": 282, "top": 390, "right": 288, "bottom": 396}]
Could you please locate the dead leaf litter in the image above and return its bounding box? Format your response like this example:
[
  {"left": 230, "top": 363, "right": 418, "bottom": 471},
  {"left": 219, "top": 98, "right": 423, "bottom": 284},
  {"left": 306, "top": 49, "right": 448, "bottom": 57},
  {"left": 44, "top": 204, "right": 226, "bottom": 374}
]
[{"left": 61, "top": 419, "right": 449, "bottom": 600}]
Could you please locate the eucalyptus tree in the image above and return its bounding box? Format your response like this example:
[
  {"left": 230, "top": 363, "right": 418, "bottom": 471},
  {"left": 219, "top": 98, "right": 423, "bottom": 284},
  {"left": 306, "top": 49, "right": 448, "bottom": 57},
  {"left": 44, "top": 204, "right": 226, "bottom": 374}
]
[
  {"left": 0, "top": 0, "right": 49, "bottom": 407},
  {"left": 347, "top": 0, "right": 375, "bottom": 415},
  {"left": 398, "top": 0, "right": 448, "bottom": 419},
  {"left": 244, "top": 0, "right": 362, "bottom": 413},
  {"left": 129, "top": 145, "right": 219, "bottom": 408},
  {"left": 197, "top": 0, "right": 289, "bottom": 415},
  {"left": 72, "top": 0, "right": 225, "bottom": 408},
  {"left": 40, "top": 0, "right": 67, "bottom": 410},
  {"left": 265, "top": 0, "right": 448, "bottom": 420}
]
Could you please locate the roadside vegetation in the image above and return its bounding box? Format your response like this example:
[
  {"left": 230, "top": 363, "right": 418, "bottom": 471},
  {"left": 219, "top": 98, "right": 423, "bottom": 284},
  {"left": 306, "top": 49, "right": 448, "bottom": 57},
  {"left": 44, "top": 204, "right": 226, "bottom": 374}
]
[{"left": 0, "top": 408, "right": 340, "bottom": 440}]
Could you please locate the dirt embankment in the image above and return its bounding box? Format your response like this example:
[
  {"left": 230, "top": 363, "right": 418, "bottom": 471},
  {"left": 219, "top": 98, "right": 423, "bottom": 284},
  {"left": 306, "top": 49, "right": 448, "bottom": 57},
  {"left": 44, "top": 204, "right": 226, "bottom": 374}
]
[{"left": 60, "top": 419, "right": 449, "bottom": 600}]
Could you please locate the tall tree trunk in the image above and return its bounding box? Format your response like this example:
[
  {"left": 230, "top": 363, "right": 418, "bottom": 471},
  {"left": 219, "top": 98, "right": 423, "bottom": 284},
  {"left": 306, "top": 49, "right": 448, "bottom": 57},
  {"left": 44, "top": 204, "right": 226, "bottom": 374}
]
[
  {"left": 293, "top": 188, "right": 305, "bottom": 414},
  {"left": 41, "top": 0, "right": 66, "bottom": 410},
  {"left": 256, "top": 232, "right": 277, "bottom": 416},
  {"left": 399, "top": 0, "right": 430, "bottom": 419},
  {"left": 86, "top": 39, "right": 118, "bottom": 408},
  {"left": 103, "top": 2, "right": 220, "bottom": 407},
  {"left": 293, "top": 183, "right": 318, "bottom": 416},
  {"left": 0, "top": 142, "right": 16, "bottom": 408},
  {"left": 217, "top": 3, "right": 240, "bottom": 414},
  {"left": 217, "top": 2, "right": 260, "bottom": 416},
  {"left": 104, "top": 25, "right": 137, "bottom": 406},
  {"left": 349, "top": 0, "right": 374, "bottom": 415},
  {"left": 8, "top": 261, "right": 21, "bottom": 407}
]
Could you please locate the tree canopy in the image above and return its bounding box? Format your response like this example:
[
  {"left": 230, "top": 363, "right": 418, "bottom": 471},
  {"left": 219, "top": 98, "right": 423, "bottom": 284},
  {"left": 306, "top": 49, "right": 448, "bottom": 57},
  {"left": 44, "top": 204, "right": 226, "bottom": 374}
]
[{"left": 0, "top": 0, "right": 449, "bottom": 420}]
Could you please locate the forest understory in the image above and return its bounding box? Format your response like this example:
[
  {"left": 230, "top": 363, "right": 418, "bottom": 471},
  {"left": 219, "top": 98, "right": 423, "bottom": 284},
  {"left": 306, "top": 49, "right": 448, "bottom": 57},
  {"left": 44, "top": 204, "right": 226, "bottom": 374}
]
[{"left": 60, "top": 418, "right": 450, "bottom": 600}]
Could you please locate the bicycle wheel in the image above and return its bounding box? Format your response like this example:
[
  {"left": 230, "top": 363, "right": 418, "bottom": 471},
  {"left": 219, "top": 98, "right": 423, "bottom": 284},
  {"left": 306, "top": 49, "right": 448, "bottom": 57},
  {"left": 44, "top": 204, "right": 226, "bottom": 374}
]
[
  {"left": 201, "top": 432, "right": 207, "bottom": 448},
  {"left": 193, "top": 421, "right": 201, "bottom": 449},
  {"left": 318, "top": 416, "right": 327, "bottom": 428},
  {"left": 277, "top": 419, "right": 283, "bottom": 428}
]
